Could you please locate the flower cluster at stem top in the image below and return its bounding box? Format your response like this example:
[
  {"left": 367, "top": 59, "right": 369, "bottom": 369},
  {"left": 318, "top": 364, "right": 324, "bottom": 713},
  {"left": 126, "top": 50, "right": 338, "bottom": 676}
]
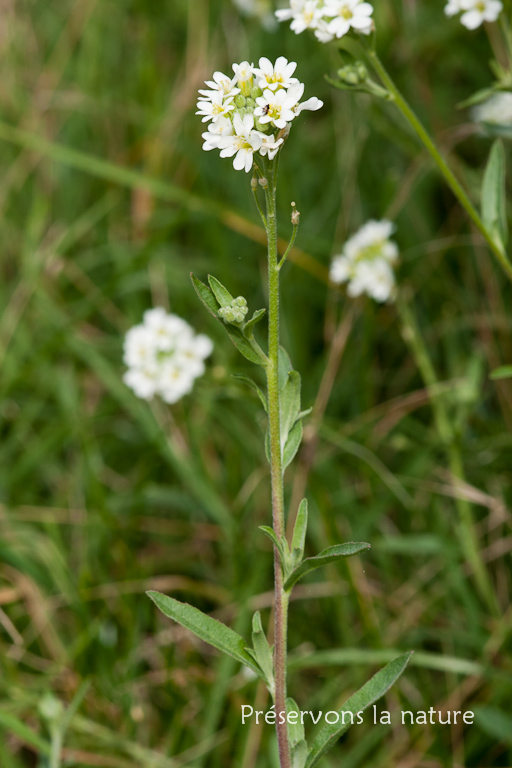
[
  {"left": 330, "top": 220, "right": 399, "bottom": 303},
  {"left": 444, "top": 0, "right": 502, "bottom": 29},
  {"left": 275, "top": 0, "right": 374, "bottom": 43},
  {"left": 197, "top": 57, "right": 323, "bottom": 172},
  {"left": 123, "top": 308, "right": 213, "bottom": 404}
]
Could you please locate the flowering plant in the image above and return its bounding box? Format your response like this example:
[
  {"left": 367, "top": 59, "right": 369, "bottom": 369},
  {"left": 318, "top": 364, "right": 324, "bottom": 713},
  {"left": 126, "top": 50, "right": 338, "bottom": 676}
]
[
  {"left": 197, "top": 57, "right": 322, "bottom": 172},
  {"left": 275, "top": 0, "right": 374, "bottom": 42}
]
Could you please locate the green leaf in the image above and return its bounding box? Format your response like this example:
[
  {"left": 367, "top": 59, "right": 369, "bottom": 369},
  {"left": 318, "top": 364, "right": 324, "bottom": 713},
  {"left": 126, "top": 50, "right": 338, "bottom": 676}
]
[
  {"left": 224, "top": 324, "right": 267, "bottom": 366},
  {"left": 291, "top": 499, "right": 308, "bottom": 568},
  {"left": 292, "top": 740, "right": 309, "bottom": 768},
  {"left": 259, "top": 525, "right": 289, "bottom": 565},
  {"left": 282, "top": 419, "right": 303, "bottom": 471},
  {"left": 191, "top": 274, "right": 220, "bottom": 318},
  {"left": 482, "top": 140, "right": 508, "bottom": 249},
  {"left": 0, "top": 710, "right": 51, "bottom": 756},
  {"left": 243, "top": 308, "right": 266, "bottom": 338},
  {"left": 306, "top": 652, "right": 413, "bottom": 767},
  {"left": 248, "top": 612, "right": 274, "bottom": 691},
  {"left": 473, "top": 706, "right": 512, "bottom": 747},
  {"left": 278, "top": 347, "right": 293, "bottom": 390},
  {"left": 457, "top": 86, "right": 498, "bottom": 110},
  {"left": 284, "top": 542, "right": 371, "bottom": 592},
  {"left": 287, "top": 698, "right": 305, "bottom": 747},
  {"left": 147, "top": 591, "right": 261, "bottom": 675},
  {"left": 233, "top": 374, "right": 268, "bottom": 412},
  {"left": 490, "top": 365, "right": 512, "bottom": 380},
  {"left": 281, "top": 370, "right": 302, "bottom": 451},
  {"left": 208, "top": 275, "right": 234, "bottom": 308}
]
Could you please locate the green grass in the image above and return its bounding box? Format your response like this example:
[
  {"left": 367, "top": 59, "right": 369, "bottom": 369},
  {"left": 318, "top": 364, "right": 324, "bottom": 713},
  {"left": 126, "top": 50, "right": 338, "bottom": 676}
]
[{"left": 0, "top": 0, "right": 511, "bottom": 766}]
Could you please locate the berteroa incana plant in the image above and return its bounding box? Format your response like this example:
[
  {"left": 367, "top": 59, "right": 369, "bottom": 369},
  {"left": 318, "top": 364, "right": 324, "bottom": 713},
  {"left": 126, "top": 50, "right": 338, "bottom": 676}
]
[{"left": 145, "top": 56, "right": 412, "bottom": 767}]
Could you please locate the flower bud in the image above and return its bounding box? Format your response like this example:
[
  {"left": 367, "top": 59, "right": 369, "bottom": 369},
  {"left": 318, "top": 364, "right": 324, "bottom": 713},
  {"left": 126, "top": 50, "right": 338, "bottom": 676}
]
[
  {"left": 291, "top": 202, "right": 300, "bottom": 227},
  {"left": 259, "top": 177, "right": 269, "bottom": 189},
  {"left": 250, "top": 86, "right": 263, "bottom": 100},
  {"left": 251, "top": 177, "right": 258, "bottom": 191},
  {"left": 235, "top": 94, "right": 246, "bottom": 108},
  {"left": 337, "top": 62, "right": 368, "bottom": 86},
  {"left": 246, "top": 97, "right": 256, "bottom": 109},
  {"left": 254, "top": 118, "right": 269, "bottom": 132}
]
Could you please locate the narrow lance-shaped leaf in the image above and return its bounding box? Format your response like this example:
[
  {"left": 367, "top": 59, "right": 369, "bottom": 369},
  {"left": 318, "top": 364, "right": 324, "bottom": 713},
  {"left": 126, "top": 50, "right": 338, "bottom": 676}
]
[
  {"left": 287, "top": 698, "right": 309, "bottom": 768},
  {"left": 482, "top": 139, "right": 508, "bottom": 250},
  {"left": 291, "top": 499, "right": 308, "bottom": 568},
  {"left": 191, "top": 274, "right": 220, "bottom": 318},
  {"left": 306, "top": 652, "right": 413, "bottom": 767},
  {"left": 147, "top": 591, "right": 262, "bottom": 676},
  {"left": 284, "top": 542, "right": 371, "bottom": 592},
  {"left": 282, "top": 419, "right": 303, "bottom": 472},
  {"left": 490, "top": 365, "right": 512, "bottom": 380},
  {"left": 246, "top": 612, "right": 274, "bottom": 692},
  {"left": 243, "top": 308, "right": 266, "bottom": 339},
  {"left": 233, "top": 374, "right": 268, "bottom": 412},
  {"left": 225, "top": 324, "right": 268, "bottom": 366},
  {"left": 281, "top": 370, "right": 301, "bottom": 451},
  {"left": 208, "top": 274, "right": 234, "bottom": 307}
]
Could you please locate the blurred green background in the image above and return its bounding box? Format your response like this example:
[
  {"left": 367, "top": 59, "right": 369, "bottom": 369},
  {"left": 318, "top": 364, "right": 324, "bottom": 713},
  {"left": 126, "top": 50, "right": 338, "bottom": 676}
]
[{"left": 0, "top": 0, "right": 511, "bottom": 766}]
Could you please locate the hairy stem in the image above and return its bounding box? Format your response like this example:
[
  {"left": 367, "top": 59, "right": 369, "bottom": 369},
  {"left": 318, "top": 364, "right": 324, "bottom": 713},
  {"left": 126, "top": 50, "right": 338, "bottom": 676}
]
[
  {"left": 262, "top": 157, "right": 291, "bottom": 768},
  {"left": 368, "top": 51, "right": 512, "bottom": 282}
]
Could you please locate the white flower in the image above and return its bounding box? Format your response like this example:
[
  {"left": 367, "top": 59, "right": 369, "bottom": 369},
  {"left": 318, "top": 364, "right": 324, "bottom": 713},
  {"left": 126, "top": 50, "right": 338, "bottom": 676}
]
[
  {"left": 330, "top": 220, "right": 398, "bottom": 303},
  {"left": 472, "top": 92, "right": 512, "bottom": 125},
  {"left": 201, "top": 116, "right": 234, "bottom": 151},
  {"left": 324, "top": 0, "right": 374, "bottom": 38},
  {"left": 444, "top": 0, "right": 464, "bottom": 16},
  {"left": 196, "top": 91, "right": 235, "bottom": 123},
  {"left": 254, "top": 56, "right": 299, "bottom": 92},
  {"left": 255, "top": 87, "right": 302, "bottom": 129},
  {"left": 198, "top": 70, "right": 240, "bottom": 99},
  {"left": 275, "top": 0, "right": 306, "bottom": 21},
  {"left": 123, "top": 309, "right": 213, "bottom": 403},
  {"left": 314, "top": 18, "right": 336, "bottom": 42},
  {"left": 198, "top": 58, "right": 323, "bottom": 170},
  {"left": 219, "top": 113, "right": 264, "bottom": 172},
  {"left": 459, "top": 0, "right": 503, "bottom": 29},
  {"left": 290, "top": 0, "right": 324, "bottom": 33}
]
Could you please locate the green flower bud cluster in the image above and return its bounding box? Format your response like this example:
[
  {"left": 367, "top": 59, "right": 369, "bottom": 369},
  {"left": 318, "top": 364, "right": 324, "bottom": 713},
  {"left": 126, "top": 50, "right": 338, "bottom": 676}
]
[
  {"left": 233, "top": 89, "right": 269, "bottom": 132},
  {"left": 337, "top": 61, "right": 368, "bottom": 86},
  {"left": 218, "top": 296, "right": 249, "bottom": 325}
]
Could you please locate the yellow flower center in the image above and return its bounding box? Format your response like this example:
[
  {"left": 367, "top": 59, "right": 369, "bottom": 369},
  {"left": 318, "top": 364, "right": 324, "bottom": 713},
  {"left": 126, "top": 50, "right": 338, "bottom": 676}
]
[{"left": 340, "top": 6, "right": 353, "bottom": 19}]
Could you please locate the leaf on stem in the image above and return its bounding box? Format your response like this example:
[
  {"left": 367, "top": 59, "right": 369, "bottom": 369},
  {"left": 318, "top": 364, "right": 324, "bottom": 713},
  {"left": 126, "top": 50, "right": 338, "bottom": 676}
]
[
  {"left": 287, "top": 698, "right": 308, "bottom": 768},
  {"left": 482, "top": 140, "right": 508, "bottom": 251},
  {"left": 191, "top": 274, "right": 220, "bottom": 318},
  {"left": 305, "top": 652, "right": 413, "bottom": 767},
  {"left": 147, "top": 591, "right": 262, "bottom": 676},
  {"left": 490, "top": 365, "right": 512, "bottom": 380},
  {"left": 208, "top": 275, "right": 234, "bottom": 307},
  {"left": 291, "top": 499, "right": 308, "bottom": 568},
  {"left": 245, "top": 612, "right": 274, "bottom": 692},
  {"left": 284, "top": 542, "right": 371, "bottom": 592},
  {"left": 243, "top": 308, "right": 266, "bottom": 338},
  {"left": 233, "top": 374, "right": 268, "bottom": 411},
  {"left": 283, "top": 419, "right": 303, "bottom": 471}
]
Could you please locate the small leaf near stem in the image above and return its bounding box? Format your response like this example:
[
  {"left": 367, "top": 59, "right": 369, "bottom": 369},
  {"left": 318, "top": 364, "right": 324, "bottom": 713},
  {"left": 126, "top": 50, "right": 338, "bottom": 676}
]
[
  {"left": 284, "top": 542, "right": 371, "bottom": 592},
  {"left": 251, "top": 171, "right": 267, "bottom": 228}
]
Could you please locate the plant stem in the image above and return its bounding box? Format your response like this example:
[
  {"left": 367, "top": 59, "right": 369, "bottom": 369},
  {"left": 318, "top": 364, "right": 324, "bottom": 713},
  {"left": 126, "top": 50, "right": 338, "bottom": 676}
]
[
  {"left": 367, "top": 51, "right": 512, "bottom": 283},
  {"left": 262, "top": 157, "right": 292, "bottom": 768},
  {"left": 397, "top": 297, "right": 498, "bottom": 616}
]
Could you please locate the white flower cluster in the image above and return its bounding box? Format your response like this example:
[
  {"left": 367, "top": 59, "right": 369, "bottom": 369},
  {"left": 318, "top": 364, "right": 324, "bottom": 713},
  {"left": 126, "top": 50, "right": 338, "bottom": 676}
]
[
  {"left": 444, "top": 0, "right": 502, "bottom": 29},
  {"left": 275, "top": 0, "right": 374, "bottom": 43},
  {"left": 472, "top": 92, "right": 512, "bottom": 125},
  {"left": 197, "top": 57, "right": 323, "bottom": 172},
  {"left": 330, "top": 220, "right": 398, "bottom": 303},
  {"left": 123, "top": 308, "right": 213, "bottom": 404}
]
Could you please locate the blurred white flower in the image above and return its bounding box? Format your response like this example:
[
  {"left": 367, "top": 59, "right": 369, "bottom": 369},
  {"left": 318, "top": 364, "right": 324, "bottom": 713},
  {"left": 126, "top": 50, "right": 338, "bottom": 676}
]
[
  {"left": 275, "top": 0, "right": 374, "bottom": 41},
  {"left": 445, "top": 0, "right": 503, "bottom": 28},
  {"left": 330, "top": 220, "right": 399, "bottom": 303},
  {"left": 232, "top": 0, "right": 278, "bottom": 30},
  {"left": 123, "top": 309, "right": 213, "bottom": 403},
  {"left": 472, "top": 92, "right": 512, "bottom": 125},
  {"left": 198, "top": 57, "right": 323, "bottom": 171}
]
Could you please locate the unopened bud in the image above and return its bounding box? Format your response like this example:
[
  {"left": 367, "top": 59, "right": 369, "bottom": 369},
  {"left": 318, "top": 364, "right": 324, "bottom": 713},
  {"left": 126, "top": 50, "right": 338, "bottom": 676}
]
[
  {"left": 219, "top": 297, "right": 248, "bottom": 325},
  {"left": 291, "top": 202, "right": 300, "bottom": 227},
  {"left": 259, "top": 177, "right": 268, "bottom": 189},
  {"left": 246, "top": 97, "right": 256, "bottom": 109},
  {"left": 235, "top": 94, "right": 246, "bottom": 108},
  {"left": 337, "top": 62, "right": 368, "bottom": 86},
  {"left": 250, "top": 86, "right": 263, "bottom": 99},
  {"left": 251, "top": 177, "right": 258, "bottom": 191},
  {"left": 254, "top": 118, "right": 269, "bottom": 132}
]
